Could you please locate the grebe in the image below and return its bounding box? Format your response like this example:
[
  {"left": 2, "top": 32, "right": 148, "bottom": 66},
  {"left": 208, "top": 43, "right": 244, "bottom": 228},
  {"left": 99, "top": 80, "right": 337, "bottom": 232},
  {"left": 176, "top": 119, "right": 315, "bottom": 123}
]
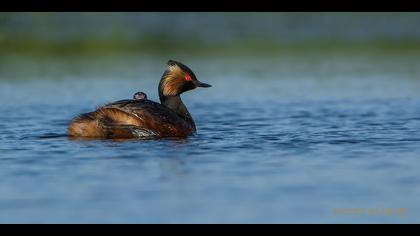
[
  {"left": 68, "top": 60, "right": 211, "bottom": 139},
  {"left": 133, "top": 91, "right": 148, "bottom": 100}
]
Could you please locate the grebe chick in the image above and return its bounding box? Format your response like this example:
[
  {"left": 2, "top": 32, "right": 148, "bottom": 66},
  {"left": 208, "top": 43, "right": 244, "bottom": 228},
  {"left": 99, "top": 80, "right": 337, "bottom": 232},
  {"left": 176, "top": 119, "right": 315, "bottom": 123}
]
[
  {"left": 133, "top": 91, "right": 148, "bottom": 100},
  {"left": 68, "top": 60, "right": 211, "bottom": 139}
]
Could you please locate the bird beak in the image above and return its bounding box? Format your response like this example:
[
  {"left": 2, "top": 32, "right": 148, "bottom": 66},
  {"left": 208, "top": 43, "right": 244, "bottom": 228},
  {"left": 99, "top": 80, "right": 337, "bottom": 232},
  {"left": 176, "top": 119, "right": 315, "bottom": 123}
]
[{"left": 194, "top": 80, "right": 212, "bottom": 88}]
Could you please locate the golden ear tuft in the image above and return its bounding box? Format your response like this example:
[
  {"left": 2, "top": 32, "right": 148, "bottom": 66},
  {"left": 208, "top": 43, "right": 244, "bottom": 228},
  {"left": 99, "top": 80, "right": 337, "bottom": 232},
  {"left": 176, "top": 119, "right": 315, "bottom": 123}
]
[{"left": 162, "top": 64, "right": 185, "bottom": 96}]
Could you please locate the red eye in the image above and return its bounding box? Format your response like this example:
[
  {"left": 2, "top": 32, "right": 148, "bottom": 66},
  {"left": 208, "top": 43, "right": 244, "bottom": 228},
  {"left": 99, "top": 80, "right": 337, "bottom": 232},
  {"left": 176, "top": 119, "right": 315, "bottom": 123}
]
[{"left": 185, "top": 74, "right": 192, "bottom": 81}]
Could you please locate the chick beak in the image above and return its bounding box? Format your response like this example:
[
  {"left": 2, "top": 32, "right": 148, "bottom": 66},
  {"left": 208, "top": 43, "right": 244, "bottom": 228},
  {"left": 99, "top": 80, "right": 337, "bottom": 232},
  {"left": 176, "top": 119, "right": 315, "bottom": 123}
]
[{"left": 194, "top": 80, "right": 212, "bottom": 88}]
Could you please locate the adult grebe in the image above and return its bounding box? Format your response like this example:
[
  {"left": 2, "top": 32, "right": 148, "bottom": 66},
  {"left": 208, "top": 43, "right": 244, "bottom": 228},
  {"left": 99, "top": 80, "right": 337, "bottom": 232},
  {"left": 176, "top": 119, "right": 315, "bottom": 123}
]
[{"left": 68, "top": 60, "right": 211, "bottom": 139}]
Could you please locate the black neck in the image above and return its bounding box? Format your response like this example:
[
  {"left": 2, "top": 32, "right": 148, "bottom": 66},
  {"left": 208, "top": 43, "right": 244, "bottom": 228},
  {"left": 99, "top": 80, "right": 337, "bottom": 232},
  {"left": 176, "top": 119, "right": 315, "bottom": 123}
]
[{"left": 159, "top": 89, "right": 196, "bottom": 130}]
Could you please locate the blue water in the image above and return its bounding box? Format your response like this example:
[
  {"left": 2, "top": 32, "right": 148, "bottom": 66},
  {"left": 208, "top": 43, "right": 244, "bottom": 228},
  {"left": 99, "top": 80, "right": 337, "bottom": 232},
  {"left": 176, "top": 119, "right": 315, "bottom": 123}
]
[{"left": 1, "top": 55, "right": 420, "bottom": 223}]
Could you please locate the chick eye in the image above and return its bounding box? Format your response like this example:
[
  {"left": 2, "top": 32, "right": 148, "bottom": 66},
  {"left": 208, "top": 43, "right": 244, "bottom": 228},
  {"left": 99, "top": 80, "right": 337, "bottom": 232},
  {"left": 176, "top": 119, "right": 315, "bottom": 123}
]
[{"left": 185, "top": 74, "right": 192, "bottom": 81}]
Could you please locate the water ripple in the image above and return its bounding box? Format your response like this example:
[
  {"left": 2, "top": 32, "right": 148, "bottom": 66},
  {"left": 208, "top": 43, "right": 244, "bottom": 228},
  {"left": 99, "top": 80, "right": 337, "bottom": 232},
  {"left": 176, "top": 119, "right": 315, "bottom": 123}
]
[{"left": 1, "top": 85, "right": 420, "bottom": 223}]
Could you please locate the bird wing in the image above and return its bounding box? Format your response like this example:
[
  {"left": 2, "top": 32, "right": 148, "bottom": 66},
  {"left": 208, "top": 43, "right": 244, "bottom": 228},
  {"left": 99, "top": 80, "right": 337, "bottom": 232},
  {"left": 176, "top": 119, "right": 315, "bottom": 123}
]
[{"left": 97, "top": 100, "right": 193, "bottom": 137}]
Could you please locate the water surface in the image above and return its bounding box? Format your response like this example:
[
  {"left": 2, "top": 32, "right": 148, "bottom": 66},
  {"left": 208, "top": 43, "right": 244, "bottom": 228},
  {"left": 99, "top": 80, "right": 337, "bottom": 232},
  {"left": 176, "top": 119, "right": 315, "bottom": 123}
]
[{"left": 1, "top": 53, "right": 420, "bottom": 223}]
